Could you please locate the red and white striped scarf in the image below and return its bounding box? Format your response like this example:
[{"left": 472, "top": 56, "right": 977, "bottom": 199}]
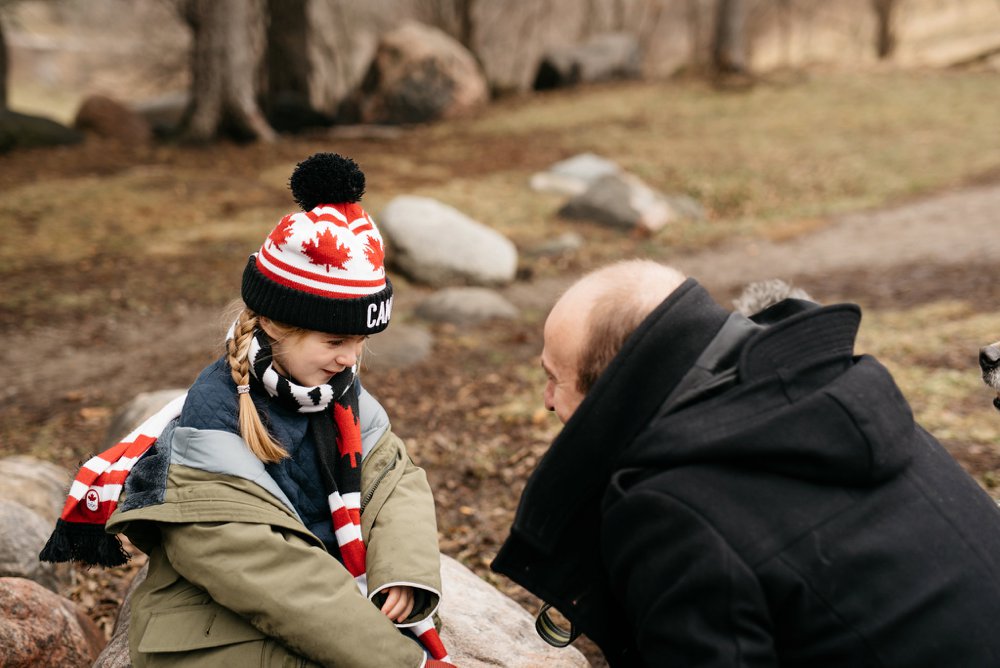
[{"left": 39, "top": 393, "right": 187, "bottom": 567}]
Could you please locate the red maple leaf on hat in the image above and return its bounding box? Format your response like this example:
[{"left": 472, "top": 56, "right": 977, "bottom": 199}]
[
  {"left": 267, "top": 214, "right": 296, "bottom": 249},
  {"left": 302, "top": 228, "right": 352, "bottom": 271},
  {"left": 364, "top": 236, "right": 384, "bottom": 271}
]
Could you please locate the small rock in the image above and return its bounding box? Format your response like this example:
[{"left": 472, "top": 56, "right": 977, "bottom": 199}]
[
  {"left": 379, "top": 196, "right": 518, "bottom": 287},
  {"left": 74, "top": 95, "right": 152, "bottom": 144},
  {"left": 529, "top": 152, "right": 621, "bottom": 196},
  {"left": 364, "top": 324, "right": 434, "bottom": 371},
  {"left": 528, "top": 232, "right": 585, "bottom": 258},
  {"left": 415, "top": 288, "right": 519, "bottom": 325},
  {"left": 559, "top": 172, "right": 700, "bottom": 233},
  {"left": 0, "top": 577, "right": 104, "bottom": 668}
]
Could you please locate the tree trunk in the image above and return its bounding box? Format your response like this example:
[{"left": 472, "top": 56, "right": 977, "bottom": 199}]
[
  {"left": 420, "top": 0, "right": 476, "bottom": 51},
  {"left": 0, "top": 14, "right": 8, "bottom": 110},
  {"left": 264, "top": 0, "right": 315, "bottom": 128},
  {"left": 872, "top": 0, "right": 898, "bottom": 60},
  {"left": 182, "top": 0, "right": 275, "bottom": 142},
  {"left": 685, "top": 0, "right": 711, "bottom": 73},
  {"left": 456, "top": 0, "right": 475, "bottom": 52},
  {"left": 711, "top": 0, "right": 748, "bottom": 76}
]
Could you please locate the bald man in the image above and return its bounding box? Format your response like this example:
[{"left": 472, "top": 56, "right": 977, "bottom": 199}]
[{"left": 492, "top": 260, "right": 1000, "bottom": 667}]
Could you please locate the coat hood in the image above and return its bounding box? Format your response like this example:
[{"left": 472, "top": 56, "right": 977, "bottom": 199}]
[{"left": 619, "top": 299, "right": 917, "bottom": 487}]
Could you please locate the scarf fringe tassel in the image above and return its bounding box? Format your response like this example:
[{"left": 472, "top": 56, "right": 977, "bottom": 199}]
[{"left": 39, "top": 519, "right": 131, "bottom": 567}]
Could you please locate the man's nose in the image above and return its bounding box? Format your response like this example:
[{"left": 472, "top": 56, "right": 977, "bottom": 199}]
[{"left": 980, "top": 345, "right": 1000, "bottom": 373}]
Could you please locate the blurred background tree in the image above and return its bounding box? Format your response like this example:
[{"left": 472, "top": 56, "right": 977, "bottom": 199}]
[
  {"left": 0, "top": 11, "right": 8, "bottom": 110},
  {"left": 712, "top": 0, "right": 749, "bottom": 77},
  {"left": 2, "top": 0, "right": 999, "bottom": 144},
  {"left": 872, "top": 0, "right": 899, "bottom": 59},
  {"left": 179, "top": 0, "right": 274, "bottom": 142}
]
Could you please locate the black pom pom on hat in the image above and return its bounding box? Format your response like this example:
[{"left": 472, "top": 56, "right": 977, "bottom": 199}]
[{"left": 289, "top": 152, "right": 366, "bottom": 211}]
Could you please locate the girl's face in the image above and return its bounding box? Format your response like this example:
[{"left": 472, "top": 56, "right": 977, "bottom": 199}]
[{"left": 264, "top": 324, "right": 367, "bottom": 386}]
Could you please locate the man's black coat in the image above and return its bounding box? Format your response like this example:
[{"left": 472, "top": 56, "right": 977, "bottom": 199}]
[{"left": 493, "top": 279, "right": 1000, "bottom": 666}]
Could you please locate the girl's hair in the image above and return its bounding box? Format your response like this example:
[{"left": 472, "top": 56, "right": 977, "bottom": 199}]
[{"left": 226, "top": 307, "right": 305, "bottom": 463}]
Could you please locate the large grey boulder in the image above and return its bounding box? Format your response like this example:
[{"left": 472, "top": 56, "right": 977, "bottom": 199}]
[
  {"left": 438, "top": 554, "right": 589, "bottom": 667},
  {"left": 341, "top": 22, "right": 489, "bottom": 125},
  {"left": 379, "top": 196, "right": 518, "bottom": 287},
  {"left": 93, "top": 557, "right": 587, "bottom": 668},
  {"left": 0, "top": 455, "right": 71, "bottom": 525},
  {"left": 92, "top": 563, "right": 147, "bottom": 668},
  {"left": 534, "top": 32, "right": 642, "bottom": 90},
  {"left": 0, "top": 577, "right": 104, "bottom": 668},
  {"left": 559, "top": 172, "right": 704, "bottom": 233},
  {"left": 415, "top": 288, "right": 519, "bottom": 325},
  {"left": 0, "top": 500, "right": 70, "bottom": 593}
]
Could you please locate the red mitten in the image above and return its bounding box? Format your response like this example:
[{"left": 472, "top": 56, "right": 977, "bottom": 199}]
[{"left": 425, "top": 661, "right": 456, "bottom": 668}]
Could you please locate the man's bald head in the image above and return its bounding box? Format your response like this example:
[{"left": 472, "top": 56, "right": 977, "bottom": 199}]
[{"left": 542, "top": 260, "right": 686, "bottom": 421}]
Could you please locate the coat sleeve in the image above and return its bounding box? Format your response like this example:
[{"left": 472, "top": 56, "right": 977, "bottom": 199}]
[
  {"left": 601, "top": 488, "right": 777, "bottom": 667},
  {"left": 363, "top": 430, "right": 443, "bottom": 625},
  {"left": 160, "top": 520, "right": 426, "bottom": 668}
]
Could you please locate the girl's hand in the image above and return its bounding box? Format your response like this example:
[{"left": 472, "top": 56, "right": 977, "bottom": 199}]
[{"left": 380, "top": 585, "right": 415, "bottom": 622}]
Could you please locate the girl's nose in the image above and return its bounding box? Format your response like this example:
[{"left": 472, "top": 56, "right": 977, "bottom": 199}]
[{"left": 337, "top": 342, "right": 363, "bottom": 367}]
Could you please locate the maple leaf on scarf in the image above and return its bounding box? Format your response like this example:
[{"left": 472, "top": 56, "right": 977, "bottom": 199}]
[
  {"left": 267, "top": 214, "right": 296, "bottom": 249},
  {"left": 334, "top": 403, "right": 363, "bottom": 469},
  {"left": 302, "top": 228, "right": 352, "bottom": 271},
  {"left": 364, "top": 236, "right": 384, "bottom": 271}
]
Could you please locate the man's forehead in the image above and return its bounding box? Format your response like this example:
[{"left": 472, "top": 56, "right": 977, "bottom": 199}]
[{"left": 544, "top": 316, "right": 584, "bottom": 371}]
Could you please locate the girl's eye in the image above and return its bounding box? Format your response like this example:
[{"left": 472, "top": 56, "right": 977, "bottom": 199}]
[{"left": 327, "top": 339, "right": 345, "bottom": 347}]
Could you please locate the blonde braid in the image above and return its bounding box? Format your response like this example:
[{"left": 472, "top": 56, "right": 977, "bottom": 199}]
[{"left": 227, "top": 309, "right": 288, "bottom": 463}]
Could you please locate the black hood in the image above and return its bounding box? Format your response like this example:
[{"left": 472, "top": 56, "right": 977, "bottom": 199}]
[{"left": 620, "top": 299, "right": 916, "bottom": 487}]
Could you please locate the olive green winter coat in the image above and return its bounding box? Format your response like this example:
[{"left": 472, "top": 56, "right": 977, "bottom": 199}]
[{"left": 107, "top": 422, "right": 441, "bottom": 668}]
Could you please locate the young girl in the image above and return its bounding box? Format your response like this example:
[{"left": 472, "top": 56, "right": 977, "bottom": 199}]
[{"left": 42, "top": 153, "right": 452, "bottom": 667}]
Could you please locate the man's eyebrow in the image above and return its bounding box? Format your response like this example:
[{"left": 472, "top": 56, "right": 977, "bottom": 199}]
[{"left": 540, "top": 358, "right": 554, "bottom": 376}]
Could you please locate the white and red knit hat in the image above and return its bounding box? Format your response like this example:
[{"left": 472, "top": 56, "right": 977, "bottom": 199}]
[{"left": 241, "top": 153, "right": 393, "bottom": 334}]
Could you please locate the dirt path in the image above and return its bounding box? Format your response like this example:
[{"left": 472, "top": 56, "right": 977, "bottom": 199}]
[
  {"left": 676, "top": 183, "right": 1000, "bottom": 295},
  {"left": 503, "top": 182, "right": 1000, "bottom": 313}
]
